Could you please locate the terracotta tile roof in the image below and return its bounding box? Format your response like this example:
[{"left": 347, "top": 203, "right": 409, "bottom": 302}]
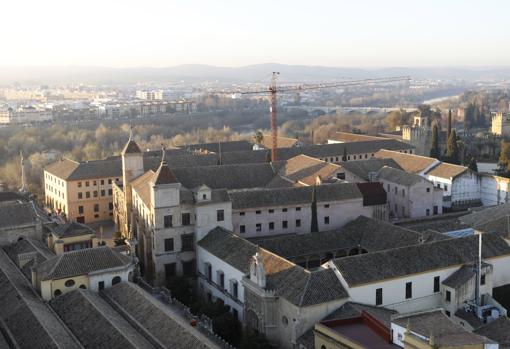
[
  {"left": 50, "top": 289, "right": 154, "bottom": 348},
  {"left": 103, "top": 282, "right": 221, "bottom": 348},
  {"left": 425, "top": 162, "right": 469, "bottom": 179},
  {"left": 228, "top": 183, "right": 362, "bottom": 210},
  {"left": 45, "top": 157, "right": 122, "bottom": 180},
  {"left": 340, "top": 158, "right": 402, "bottom": 181},
  {"left": 329, "top": 132, "right": 388, "bottom": 143},
  {"left": 374, "top": 149, "right": 438, "bottom": 174},
  {"left": 356, "top": 182, "right": 387, "bottom": 206},
  {"left": 332, "top": 234, "right": 510, "bottom": 286},
  {"left": 260, "top": 134, "right": 298, "bottom": 149},
  {"left": 377, "top": 166, "right": 427, "bottom": 186},
  {"left": 36, "top": 246, "right": 132, "bottom": 281},
  {"left": 0, "top": 249, "right": 82, "bottom": 349},
  {"left": 198, "top": 227, "right": 348, "bottom": 306},
  {"left": 153, "top": 162, "right": 178, "bottom": 185},
  {"left": 50, "top": 221, "right": 95, "bottom": 238},
  {"left": 392, "top": 310, "right": 494, "bottom": 347},
  {"left": 274, "top": 154, "right": 341, "bottom": 185},
  {"left": 474, "top": 316, "right": 510, "bottom": 347},
  {"left": 122, "top": 139, "right": 142, "bottom": 154}
]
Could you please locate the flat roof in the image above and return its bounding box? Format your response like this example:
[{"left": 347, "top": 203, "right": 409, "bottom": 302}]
[{"left": 323, "top": 320, "right": 398, "bottom": 349}]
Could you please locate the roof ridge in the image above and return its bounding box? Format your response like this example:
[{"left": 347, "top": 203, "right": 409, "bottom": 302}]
[{"left": 298, "top": 272, "right": 313, "bottom": 306}]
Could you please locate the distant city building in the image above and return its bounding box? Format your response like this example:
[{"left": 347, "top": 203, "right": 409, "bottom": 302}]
[
  {"left": 0, "top": 106, "right": 52, "bottom": 124},
  {"left": 491, "top": 112, "right": 510, "bottom": 137}
]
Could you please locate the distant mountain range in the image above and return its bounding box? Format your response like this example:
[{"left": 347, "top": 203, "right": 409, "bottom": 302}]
[{"left": 2, "top": 64, "right": 510, "bottom": 85}]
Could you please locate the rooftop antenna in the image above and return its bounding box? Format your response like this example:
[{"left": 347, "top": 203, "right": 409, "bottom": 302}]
[{"left": 129, "top": 124, "right": 133, "bottom": 140}]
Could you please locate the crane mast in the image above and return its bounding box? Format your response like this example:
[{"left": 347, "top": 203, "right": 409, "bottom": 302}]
[
  {"left": 269, "top": 72, "right": 280, "bottom": 161},
  {"left": 213, "top": 74, "right": 411, "bottom": 162}
]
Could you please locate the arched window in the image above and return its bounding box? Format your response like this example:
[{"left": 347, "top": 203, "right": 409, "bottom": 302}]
[
  {"left": 54, "top": 289, "right": 62, "bottom": 297},
  {"left": 79, "top": 284, "right": 86, "bottom": 289},
  {"left": 65, "top": 279, "right": 75, "bottom": 288},
  {"left": 112, "top": 276, "right": 121, "bottom": 285}
]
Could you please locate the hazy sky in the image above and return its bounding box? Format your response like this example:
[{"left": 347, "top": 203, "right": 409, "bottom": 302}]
[{"left": 2, "top": 0, "right": 509, "bottom": 67}]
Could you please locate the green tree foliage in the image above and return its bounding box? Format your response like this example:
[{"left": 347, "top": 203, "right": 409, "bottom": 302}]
[
  {"left": 429, "top": 124, "right": 440, "bottom": 159},
  {"left": 385, "top": 109, "right": 411, "bottom": 130},
  {"left": 446, "top": 129, "right": 460, "bottom": 165},
  {"left": 497, "top": 141, "right": 510, "bottom": 177},
  {"left": 253, "top": 130, "right": 264, "bottom": 144},
  {"left": 467, "top": 157, "right": 478, "bottom": 172}
]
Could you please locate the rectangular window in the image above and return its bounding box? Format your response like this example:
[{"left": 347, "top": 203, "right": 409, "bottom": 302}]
[
  {"left": 182, "top": 213, "right": 191, "bottom": 226},
  {"left": 98, "top": 281, "right": 104, "bottom": 290},
  {"left": 239, "top": 211, "right": 245, "bottom": 216},
  {"left": 402, "top": 188, "right": 405, "bottom": 196},
  {"left": 426, "top": 209, "right": 430, "bottom": 216},
  {"left": 240, "top": 225, "right": 246, "bottom": 234},
  {"left": 165, "top": 263, "right": 176, "bottom": 278},
  {"left": 282, "top": 208, "right": 287, "bottom": 212},
  {"left": 78, "top": 192, "right": 83, "bottom": 199},
  {"left": 427, "top": 187, "right": 430, "bottom": 192},
  {"left": 337, "top": 173, "right": 345, "bottom": 180},
  {"left": 78, "top": 182, "right": 82, "bottom": 188},
  {"left": 444, "top": 184, "right": 448, "bottom": 191},
  {"left": 324, "top": 204, "right": 330, "bottom": 208},
  {"left": 481, "top": 274, "right": 486, "bottom": 285},
  {"left": 181, "top": 234, "right": 194, "bottom": 251},
  {"left": 94, "top": 204, "right": 99, "bottom": 212},
  {"left": 108, "top": 179, "right": 112, "bottom": 184},
  {"left": 218, "top": 271, "right": 225, "bottom": 288},
  {"left": 324, "top": 216, "right": 330, "bottom": 224},
  {"left": 433, "top": 206, "right": 438, "bottom": 215},
  {"left": 101, "top": 179, "right": 105, "bottom": 185},
  {"left": 446, "top": 290, "right": 451, "bottom": 302},
  {"left": 164, "top": 215, "right": 173, "bottom": 228},
  {"left": 296, "top": 207, "right": 301, "bottom": 211},
  {"left": 405, "top": 282, "right": 412, "bottom": 299},
  {"left": 164, "top": 238, "right": 174, "bottom": 252},
  {"left": 268, "top": 209, "right": 274, "bottom": 214},
  {"left": 232, "top": 281, "right": 238, "bottom": 299},
  {"left": 269, "top": 222, "right": 274, "bottom": 230},
  {"left": 206, "top": 263, "right": 212, "bottom": 281},
  {"left": 256, "top": 223, "right": 262, "bottom": 232},
  {"left": 376, "top": 288, "right": 383, "bottom": 305},
  {"left": 78, "top": 206, "right": 84, "bottom": 214},
  {"left": 182, "top": 260, "right": 195, "bottom": 277},
  {"left": 255, "top": 210, "right": 261, "bottom": 215},
  {"left": 101, "top": 189, "right": 105, "bottom": 197},
  {"left": 296, "top": 219, "right": 301, "bottom": 227},
  {"left": 217, "top": 209, "right": 224, "bottom": 222},
  {"left": 108, "top": 202, "right": 113, "bottom": 211},
  {"left": 282, "top": 221, "right": 288, "bottom": 229},
  {"left": 434, "top": 276, "right": 440, "bottom": 293},
  {"left": 85, "top": 181, "right": 89, "bottom": 187},
  {"left": 86, "top": 191, "right": 90, "bottom": 198},
  {"left": 93, "top": 191, "right": 98, "bottom": 198}
]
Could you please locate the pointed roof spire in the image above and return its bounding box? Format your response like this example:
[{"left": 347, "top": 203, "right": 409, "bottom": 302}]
[
  {"left": 153, "top": 148, "right": 178, "bottom": 185},
  {"left": 122, "top": 125, "right": 141, "bottom": 154}
]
